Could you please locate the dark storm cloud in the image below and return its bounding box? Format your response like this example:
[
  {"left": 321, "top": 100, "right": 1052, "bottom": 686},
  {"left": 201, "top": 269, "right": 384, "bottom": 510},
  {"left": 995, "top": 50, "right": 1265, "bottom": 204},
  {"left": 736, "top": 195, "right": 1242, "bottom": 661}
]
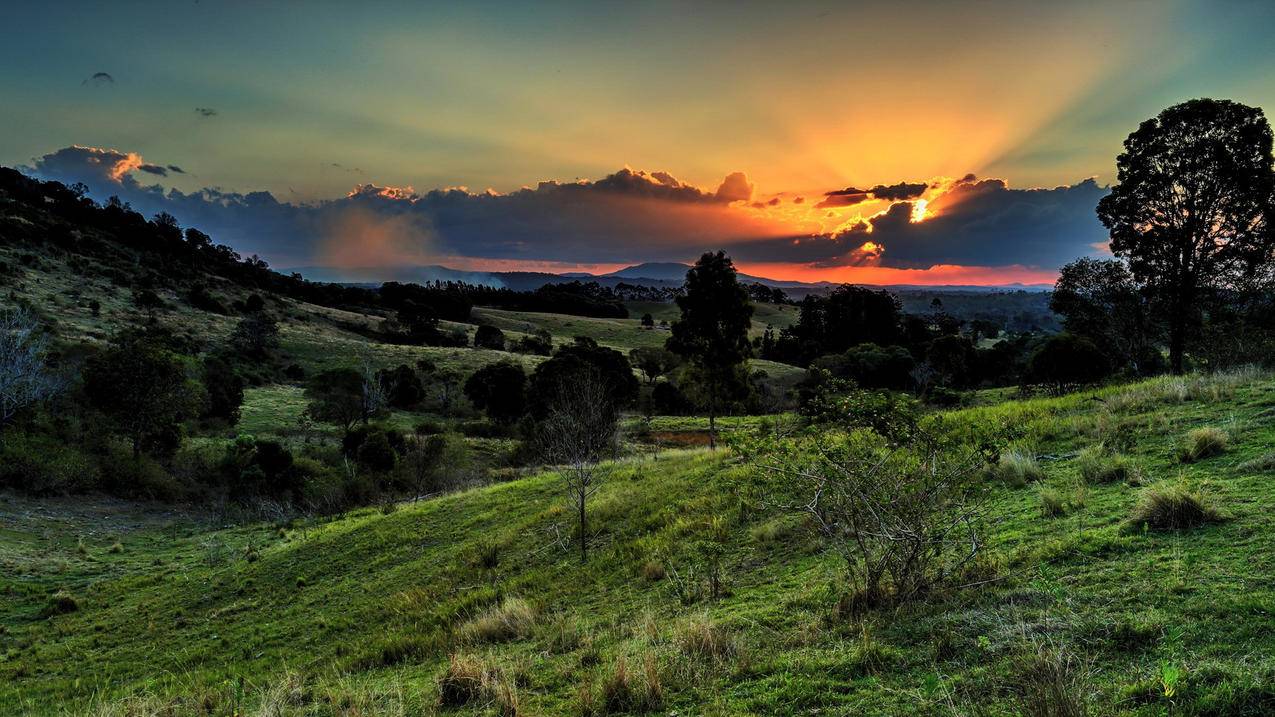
[
  {"left": 138, "top": 164, "right": 168, "bottom": 176},
  {"left": 82, "top": 72, "right": 114, "bottom": 86},
  {"left": 167, "top": 165, "right": 186, "bottom": 174},
  {"left": 195, "top": 107, "right": 218, "bottom": 117},
  {"left": 816, "top": 187, "right": 870, "bottom": 208},
  {"left": 729, "top": 178, "right": 1109, "bottom": 269},
  {"left": 816, "top": 181, "right": 926, "bottom": 208},
  {"left": 22, "top": 147, "right": 766, "bottom": 266},
  {"left": 867, "top": 181, "right": 926, "bottom": 201},
  {"left": 22, "top": 145, "right": 1107, "bottom": 271}
]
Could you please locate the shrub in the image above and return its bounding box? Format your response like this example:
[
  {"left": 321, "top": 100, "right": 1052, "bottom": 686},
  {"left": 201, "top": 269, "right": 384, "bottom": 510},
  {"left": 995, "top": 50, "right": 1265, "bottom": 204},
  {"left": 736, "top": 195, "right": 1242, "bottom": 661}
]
[
  {"left": 1014, "top": 645, "right": 1092, "bottom": 717},
  {"left": 473, "top": 324, "right": 506, "bottom": 351},
  {"left": 1178, "top": 427, "right": 1228, "bottom": 462},
  {"left": 459, "top": 597, "right": 537, "bottom": 644},
  {"left": 740, "top": 427, "right": 987, "bottom": 607},
  {"left": 1129, "top": 483, "right": 1222, "bottom": 531},
  {"left": 1039, "top": 487, "right": 1068, "bottom": 517},
  {"left": 675, "top": 614, "right": 737, "bottom": 663},
  {"left": 42, "top": 590, "right": 79, "bottom": 617},
  {"left": 990, "top": 449, "right": 1045, "bottom": 486},
  {"left": 1075, "top": 446, "right": 1137, "bottom": 484}
]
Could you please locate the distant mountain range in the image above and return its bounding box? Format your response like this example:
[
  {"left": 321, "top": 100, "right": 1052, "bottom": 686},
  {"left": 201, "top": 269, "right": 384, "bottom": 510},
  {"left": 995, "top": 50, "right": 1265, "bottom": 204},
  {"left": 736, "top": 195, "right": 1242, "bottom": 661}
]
[{"left": 283, "top": 262, "right": 1052, "bottom": 294}]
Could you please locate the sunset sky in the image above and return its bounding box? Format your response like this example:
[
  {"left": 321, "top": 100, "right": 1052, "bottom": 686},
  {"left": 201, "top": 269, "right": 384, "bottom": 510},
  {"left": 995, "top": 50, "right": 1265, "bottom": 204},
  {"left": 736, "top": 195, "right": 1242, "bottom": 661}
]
[{"left": 5, "top": 1, "right": 1275, "bottom": 284}]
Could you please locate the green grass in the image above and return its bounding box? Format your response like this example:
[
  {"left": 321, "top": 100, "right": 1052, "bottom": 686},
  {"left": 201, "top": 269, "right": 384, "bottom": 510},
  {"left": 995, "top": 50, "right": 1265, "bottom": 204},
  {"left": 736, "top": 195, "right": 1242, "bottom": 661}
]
[{"left": 6, "top": 369, "right": 1275, "bottom": 714}]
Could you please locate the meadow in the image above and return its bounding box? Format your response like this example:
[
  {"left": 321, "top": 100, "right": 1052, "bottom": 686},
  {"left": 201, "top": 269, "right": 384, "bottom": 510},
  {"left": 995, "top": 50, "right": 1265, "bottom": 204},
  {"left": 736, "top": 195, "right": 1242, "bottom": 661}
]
[{"left": 5, "top": 369, "right": 1275, "bottom": 715}]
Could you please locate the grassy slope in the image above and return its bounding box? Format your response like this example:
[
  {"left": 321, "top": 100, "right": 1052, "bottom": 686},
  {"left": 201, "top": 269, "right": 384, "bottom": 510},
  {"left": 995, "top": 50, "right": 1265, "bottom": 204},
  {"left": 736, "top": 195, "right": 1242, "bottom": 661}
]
[{"left": 5, "top": 371, "right": 1275, "bottom": 714}]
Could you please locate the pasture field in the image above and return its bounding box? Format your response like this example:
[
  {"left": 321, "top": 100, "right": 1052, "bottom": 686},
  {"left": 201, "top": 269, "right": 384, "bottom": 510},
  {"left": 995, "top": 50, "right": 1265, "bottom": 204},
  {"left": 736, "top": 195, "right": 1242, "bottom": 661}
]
[{"left": 5, "top": 370, "right": 1275, "bottom": 714}]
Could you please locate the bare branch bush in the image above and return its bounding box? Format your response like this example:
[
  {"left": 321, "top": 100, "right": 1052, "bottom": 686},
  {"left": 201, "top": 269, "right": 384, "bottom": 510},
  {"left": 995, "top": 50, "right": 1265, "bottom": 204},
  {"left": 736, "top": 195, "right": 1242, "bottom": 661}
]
[
  {"left": 535, "top": 368, "right": 620, "bottom": 562},
  {"left": 0, "top": 307, "right": 62, "bottom": 429},
  {"left": 737, "top": 425, "right": 988, "bottom": 610}
]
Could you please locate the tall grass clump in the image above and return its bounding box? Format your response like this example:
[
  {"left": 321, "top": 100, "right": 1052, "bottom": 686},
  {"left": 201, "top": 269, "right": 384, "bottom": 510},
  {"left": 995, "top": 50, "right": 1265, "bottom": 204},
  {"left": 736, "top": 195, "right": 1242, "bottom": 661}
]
[
  {"left": 1075, "top": 446, "right": 1138, "bottom": 484},
  {"left": 580, "top": 654, "right": 664, "bottom": 715},
  {"left": 990, "top": 449, "right": 1045, "bottom": 486},
  {"left": 459, "top": 597, "right": 537, "bottom": 644},
  {"left": 438, "top": 654, "right": 520, "bottom": 714},
  {"left": 1014, "top": 645, "right": 1092, "bottom": 717},
  {"left": 1238, "top": 450, "right": 1275, "bottom": 473},
  {"left": 1128, "top": 483, "right": 1221, "bottom": 531},
  {"left": 1177, "top": 427, "right": 1228, "bottom": 463},
  {"left": 1038, "top": 487, "right": 1068, "bottom": 518},
  {"left": 675, "top": 613, "right": 737, "bottom": 663}
]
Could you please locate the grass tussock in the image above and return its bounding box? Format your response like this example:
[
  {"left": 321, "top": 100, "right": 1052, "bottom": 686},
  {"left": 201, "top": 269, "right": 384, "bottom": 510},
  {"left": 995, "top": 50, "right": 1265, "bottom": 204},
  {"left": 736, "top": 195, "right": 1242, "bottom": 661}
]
[
  {"left": 1237, "top": 450, "right": 1275, "bottom": 473},
  {"left": 675, "top": 613, "right": 737, "bottom": 663},
  {"left": 437, "top": 653, "right": 520, "bottom": 714},
  {"left": 459, "top": 597, "right": 537, "bottom": 644},
  {"left": 1075, "top": 446, "right": 1139, "bottom": 484},
  {"left": 640, "top": 560, "right": 666, "bottom": 582},
  {"left": 1014, "top": 645, "right": 1092, "bottom": 717},
  {"left": 1129, "top": 483, "right": 1222, "bottom": 531},
  {"left": 578, "top": 654, "right": 664, "bottom": 716},
  {"left": 1178, "top": 427, "right": 1228, "bottom": 463},
  {"left": 989, "top": 449, "right": 1045, "bottom": 486},
  {"left": 1038, "top": 487, "right": 1069, "bottom": 518},
  {"left": 41, "top": 590, "right": 79, "bottom": 618}
]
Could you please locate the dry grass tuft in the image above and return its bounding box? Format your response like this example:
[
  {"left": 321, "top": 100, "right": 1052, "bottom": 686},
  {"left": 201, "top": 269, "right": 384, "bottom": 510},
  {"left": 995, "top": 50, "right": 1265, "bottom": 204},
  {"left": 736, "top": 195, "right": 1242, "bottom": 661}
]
[
  {"left": 459, "top": 597, "right": 537, "bottom": 644},
  {"left": 1177, "top": 427, "right": 1228, "bottom": 463},
  {"left": 1129, "top": 482, "right": 1222, "bottom": 531}
]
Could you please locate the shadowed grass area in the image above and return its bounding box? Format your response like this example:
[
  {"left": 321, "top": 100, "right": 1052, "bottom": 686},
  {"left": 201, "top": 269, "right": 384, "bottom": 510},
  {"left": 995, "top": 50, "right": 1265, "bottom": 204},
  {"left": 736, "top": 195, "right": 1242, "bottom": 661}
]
[{"left": 4, "top": 369, "right": 1275, "bottom": 714}]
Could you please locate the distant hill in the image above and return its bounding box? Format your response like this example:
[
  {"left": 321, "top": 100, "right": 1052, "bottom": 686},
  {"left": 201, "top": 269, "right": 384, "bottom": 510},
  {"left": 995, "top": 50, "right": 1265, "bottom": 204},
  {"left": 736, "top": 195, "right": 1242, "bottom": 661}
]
[{"left": 284, "top": 261, "right": 1053, "bottom": 295}]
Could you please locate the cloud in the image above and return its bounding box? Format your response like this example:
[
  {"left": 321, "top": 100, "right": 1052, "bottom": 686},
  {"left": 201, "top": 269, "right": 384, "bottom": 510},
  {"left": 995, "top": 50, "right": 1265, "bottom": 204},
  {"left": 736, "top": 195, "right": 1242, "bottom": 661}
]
[
  {"left": 22, "top": 146, "right": 790, "bottom": 267},
  {"left": 166, "top": 165, "right": 186, "bottom": 174},
  {"left": 730, "top": 177, "right": 1109, "bottom": 270},
  {"left": 138, "top": 164, "right": 168, "bottom": 176},
  {"left": 816, "top": 181, "right": 926, "bottom": 208},
  {"left": 715, "top": 171, "right": 754, "bottom": 202},
  {"left": 21, "top": 145, "right": 1107, "bottom": 274},
  {"left": 195, "top": 107, "right": 218, "bottom": 117},
  {"left": 82, "top": 72, "right": 114, "bottom": 86},
  {"left": 816, "top": 186, "right": 870, "bottom": 208},
  {"left": 866, "top": 181, "right": 926, "bottom": 201}
]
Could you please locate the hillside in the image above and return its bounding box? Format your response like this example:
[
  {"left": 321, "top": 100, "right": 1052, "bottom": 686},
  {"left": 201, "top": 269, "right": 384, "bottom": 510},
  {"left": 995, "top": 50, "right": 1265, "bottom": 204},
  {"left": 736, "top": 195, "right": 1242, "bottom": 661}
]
[{"left": 5, "top": 370, "right": 1275, "bottom": 714}]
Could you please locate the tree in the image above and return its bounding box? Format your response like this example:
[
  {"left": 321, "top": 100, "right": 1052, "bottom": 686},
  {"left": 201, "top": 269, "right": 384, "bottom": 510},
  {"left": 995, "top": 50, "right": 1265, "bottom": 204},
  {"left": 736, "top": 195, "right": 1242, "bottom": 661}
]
[
  {"left": 926, "top": 334, "right": 978, "bottom": 388},
  {"left": 0, "top": 308, "right": 62, "bottom": 429},
  {"left": 377, "top": 364, "right": 425, "bottom": 409},
  {"left": 463, "top": 361, "right": 526, "bottom": 424},
  {"left": 1051, "top": 258, "right": 1162, "bottom": 375},
  {"left": 201, "top": 356, "right": 245, "bottom": 424},
  {"left": 535, "top": 368, "right": 620, "bottom": 562},
  {"left": 640, "top": 313, "right": 655, "bottom": 328},
  {"left": 774, "top": 286, "right": 903, "bottom": 365},
  {"left": 230, "top": 312, "right": 280, "bottom": 358},
  {"left": 1097, "top": 99, "right": 1275, "bottom": 374},
  {"left": 527, "top": 339, "right": 638, "bottom": 418},
  {"left": 666, "top": 251, "right": 754, "bottom": 448},
  {"left": 84, "top": 334, "right": 201, "bottom": 459},
  {"left": 473, "top": 324, "right": 506, "bottom": 351},
  {"left": 629, "top": 346, "right": 679, "bottom": 386},
  {"left": 1026, "top": 334, "right": 1112, "bottom": 394},
  {"left": 304, "top": 368, "right": 366, "bottom": 437}
]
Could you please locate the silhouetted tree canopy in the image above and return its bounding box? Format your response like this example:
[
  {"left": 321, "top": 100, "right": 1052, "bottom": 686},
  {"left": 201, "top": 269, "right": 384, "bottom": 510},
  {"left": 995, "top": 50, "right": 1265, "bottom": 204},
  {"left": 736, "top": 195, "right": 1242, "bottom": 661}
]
[
  {"left": 1097, "top": 98, "right": 1275, "bottom": 373},
  {"left": 666, "top": 251, "right": 753, "bottom": 447},
  {"left": 463, "top": 361, "right": 527, "bottom": 424}
]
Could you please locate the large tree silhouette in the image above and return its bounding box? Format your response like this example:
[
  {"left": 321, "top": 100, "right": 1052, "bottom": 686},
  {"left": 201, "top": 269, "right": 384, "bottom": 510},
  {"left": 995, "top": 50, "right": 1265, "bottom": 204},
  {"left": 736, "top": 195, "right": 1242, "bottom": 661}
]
[
  {"left": 1097, "top": 98, "right": 1275, "bottom": 374},
  {"left": 666, "top": 251, "right": 753, "bottom": 448}
]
